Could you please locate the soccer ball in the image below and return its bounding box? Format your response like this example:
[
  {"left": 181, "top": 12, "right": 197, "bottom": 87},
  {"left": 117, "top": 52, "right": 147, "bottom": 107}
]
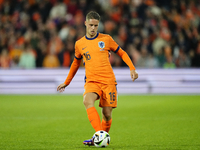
[{"left": 93, "top": 130, "right": 110, "bottom": 148}]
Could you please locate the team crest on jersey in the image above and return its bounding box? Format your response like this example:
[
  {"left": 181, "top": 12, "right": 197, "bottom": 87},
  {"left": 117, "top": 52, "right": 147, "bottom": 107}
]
[{"left": 98, "top": 41, "right": 105, "bottom": 51}]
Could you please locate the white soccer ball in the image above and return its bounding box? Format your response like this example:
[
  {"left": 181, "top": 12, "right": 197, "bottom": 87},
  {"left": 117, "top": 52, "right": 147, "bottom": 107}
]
[{"left": 93, "top": 130, "right": 110, "bottom": 148}]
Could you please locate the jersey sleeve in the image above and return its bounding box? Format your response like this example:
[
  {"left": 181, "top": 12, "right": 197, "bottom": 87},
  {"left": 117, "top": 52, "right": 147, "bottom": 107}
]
[
  {"left": 116, "top": 48, "right": 136, "bottom": 70},
  {"left": 74, "top": 42, "right": 82, "bottom": 60},
  {"left": 64, "top": 57, "right": 82, "bottom": 85},
  {"left": 108, "top": 35, "right": 136, "bottom": 70},
  {"left": 64, "top": 42, "right": 82, "bottom": 85},
  {"left": 108, "top": 35, "right": 120, "bottom": 53}
]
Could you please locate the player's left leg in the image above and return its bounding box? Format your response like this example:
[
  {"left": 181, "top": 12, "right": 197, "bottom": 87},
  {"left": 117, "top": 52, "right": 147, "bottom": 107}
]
[
  {"left": 100, "top": 84, "right": 117, "bottom": 133},
  {"left": 102, "top": 107, "right": 113, "bottom": 133}
]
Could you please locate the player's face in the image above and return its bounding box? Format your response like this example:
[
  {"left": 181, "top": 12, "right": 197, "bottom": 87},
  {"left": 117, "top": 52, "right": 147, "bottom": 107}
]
[{"left": 85, "top": 19, "right": 99, "bottom": 38}]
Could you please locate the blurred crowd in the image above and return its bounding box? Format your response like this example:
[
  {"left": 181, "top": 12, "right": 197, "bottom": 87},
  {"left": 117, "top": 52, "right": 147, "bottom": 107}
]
[{"left": 0, "top": 0, "right": 200, "bottom": 69}]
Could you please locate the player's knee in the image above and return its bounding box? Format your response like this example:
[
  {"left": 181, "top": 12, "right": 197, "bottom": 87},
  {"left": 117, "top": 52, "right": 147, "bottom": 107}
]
[
  {"left": 83, "top": 93, "right": 98, "bottom": 108},
  {"left": 103, "top": 114, "right": 111, "bottom": 121},
  {"left": 83, "top": 99, "right": 91, "bottom": 107},
  {"left": 102, "top": 109, "right": 112, "bottom": 121},
  {"left": 104, "top": 112, "right": 111, "bottom": 118},
  {"left": 83, "top": 97, "right": 94, "bottom": 108}
]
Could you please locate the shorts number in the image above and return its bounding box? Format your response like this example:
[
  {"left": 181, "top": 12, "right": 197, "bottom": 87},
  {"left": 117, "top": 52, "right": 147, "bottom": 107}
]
[
  {"left": 109, "top": 92, "right": 116, "bottom": 101},
  {"left": 83, "top": 51, "right": 91, "bottom": 60}
]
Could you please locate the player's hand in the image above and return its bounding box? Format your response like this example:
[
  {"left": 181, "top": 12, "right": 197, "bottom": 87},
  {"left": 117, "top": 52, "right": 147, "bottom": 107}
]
[
  {"left": 57, "top": 83, "right": 68, "bottom": 92},
  {"left": 130, "top": 70, "right": 138, "bottom": 81}
]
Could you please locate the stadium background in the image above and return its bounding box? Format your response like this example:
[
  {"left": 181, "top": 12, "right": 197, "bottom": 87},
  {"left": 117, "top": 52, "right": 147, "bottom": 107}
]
[
  {"left": 0, "top": 1, "right": 200, "bottom": 150},
  {"left": 0, "top": 0, "right": 200, "bottom": 95}
]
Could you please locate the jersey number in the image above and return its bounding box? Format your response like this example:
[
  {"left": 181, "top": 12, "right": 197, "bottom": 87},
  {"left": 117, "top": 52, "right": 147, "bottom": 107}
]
[
  {"left": 109, "top": 92, "right": 116, "bottom": 101},
  {"left": 83, "top": 51, "right": 91, "bottom": 60}
]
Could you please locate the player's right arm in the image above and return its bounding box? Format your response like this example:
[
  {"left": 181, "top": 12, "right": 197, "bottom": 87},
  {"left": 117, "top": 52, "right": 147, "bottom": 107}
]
[
  {"left": 57, "top": 57, "right": 82, "bottom": 92},
  {"left": 57, "top": 42, "right": 82, "bottom": 92}
]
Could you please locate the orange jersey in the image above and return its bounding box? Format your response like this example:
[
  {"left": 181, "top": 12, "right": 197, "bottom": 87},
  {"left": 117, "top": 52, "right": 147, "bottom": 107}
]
[
  {"left": 64, "top": 33, "right": 135, "bottom": 85},
  {"left": 75, "top": 33, "right": 118, "bottom": 84}
]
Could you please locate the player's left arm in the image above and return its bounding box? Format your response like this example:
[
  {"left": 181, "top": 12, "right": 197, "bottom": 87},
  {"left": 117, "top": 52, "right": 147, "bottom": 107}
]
[
  {"left": 108, "top": 35, "right": 138, "bottom": 81},
  {"left": 116, "top": 48, "right": 138, "bottom": 81}
]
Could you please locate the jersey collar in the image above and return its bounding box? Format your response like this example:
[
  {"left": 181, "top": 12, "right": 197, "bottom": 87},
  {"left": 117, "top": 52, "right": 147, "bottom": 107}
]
[{"left": 85, "top": 32, "right": 99, "bottom": 40}]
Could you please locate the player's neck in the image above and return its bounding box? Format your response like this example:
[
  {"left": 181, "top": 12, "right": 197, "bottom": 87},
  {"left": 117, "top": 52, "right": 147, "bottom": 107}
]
[
  {"left": 86, "top": 33, "right": 97, "bottom": 38},
  {"left": 85, "top": 32, "right": 99, "bottom": 40}
]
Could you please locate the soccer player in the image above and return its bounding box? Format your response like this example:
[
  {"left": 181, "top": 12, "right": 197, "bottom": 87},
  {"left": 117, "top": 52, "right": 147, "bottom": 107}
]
[{"left": 57, "top": 11, "right": 138, "bottom": 146}]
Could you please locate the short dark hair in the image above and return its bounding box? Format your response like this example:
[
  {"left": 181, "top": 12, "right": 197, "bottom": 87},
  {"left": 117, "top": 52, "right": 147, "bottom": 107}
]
[{"left": 86, "top": 11, "right": 101, "bottom": 21}]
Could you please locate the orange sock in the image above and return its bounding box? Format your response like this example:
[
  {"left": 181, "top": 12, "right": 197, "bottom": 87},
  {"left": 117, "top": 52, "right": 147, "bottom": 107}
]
[
  {"left": 86, "top": 107, "right": 102, "bottom": 132},
  {"left": 101, "top": 118, "right": 112, "bottom": 133}
]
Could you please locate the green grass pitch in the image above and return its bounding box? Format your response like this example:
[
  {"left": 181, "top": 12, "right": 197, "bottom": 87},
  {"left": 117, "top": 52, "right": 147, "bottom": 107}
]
[{"left": 0, "top": 95, "right": 200, "bottom": 150}]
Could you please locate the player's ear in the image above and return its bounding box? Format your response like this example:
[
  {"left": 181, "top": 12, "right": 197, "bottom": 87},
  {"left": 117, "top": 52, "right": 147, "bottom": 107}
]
[{"left": 84, "top": 21, "right": 87, "bottom": 26}]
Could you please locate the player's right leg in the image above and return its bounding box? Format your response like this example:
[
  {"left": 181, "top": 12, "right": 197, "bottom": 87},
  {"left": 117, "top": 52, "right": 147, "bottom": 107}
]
[
  {"left": 83, "top": 92, "right": 102, "bottom": 132},
  {"left": 83, "top": 82, "right": 103, "bottom": 146},
  {"left": 83, "top": 137, "right": 94, "bottom": 146},
  {"left": 83, "top": 93, "right": 100, "bottom": 146}
]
